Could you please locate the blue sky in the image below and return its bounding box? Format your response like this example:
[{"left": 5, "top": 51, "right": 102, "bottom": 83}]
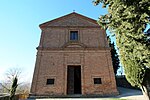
[
  {"left": 1, "top": 1, "right": 149, "bottom": 83},
  {"left": 0, "top": 0, "right": 108, "bottom": 83}
]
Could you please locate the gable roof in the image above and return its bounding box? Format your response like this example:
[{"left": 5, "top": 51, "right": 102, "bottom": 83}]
[{"left": 40, "top": 12, "right": 100, "bottom": 28}]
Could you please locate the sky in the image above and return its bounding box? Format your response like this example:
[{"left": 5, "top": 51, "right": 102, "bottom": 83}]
[
  {"left": 1, "top": 0, "right": 149, "bottom": 84},
  {"left": 0, "top": 0, "right": 108, "bottom": 83}
]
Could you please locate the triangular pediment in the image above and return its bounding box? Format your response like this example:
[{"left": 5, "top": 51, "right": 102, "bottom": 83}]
[{"left": 40, "top": 12, "right": 100, "bottom": 28}]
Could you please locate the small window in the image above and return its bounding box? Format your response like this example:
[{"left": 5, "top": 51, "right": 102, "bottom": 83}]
[
  {"left": 70, "top": 31, "right": 78, "bottom": 41},
  {"left": 46, "top": 79, "right": 54, "bottom": 85},
  {"left": 94, "top": 78, "right": 102, "bottom": 84}
]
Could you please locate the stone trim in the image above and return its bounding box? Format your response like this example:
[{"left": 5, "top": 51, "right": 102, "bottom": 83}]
[
  {"left": 36, "top": 47, "right": 111, "bottom": 51},
  {"left": 40, "top": 26, "right": 101, "bottom": 29}
]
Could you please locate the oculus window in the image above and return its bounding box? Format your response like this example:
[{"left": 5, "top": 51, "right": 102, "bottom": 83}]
[
  {"left": 94, "top": 78, "right": 102, "bottom": 84},
  {"left": 70, "top": 31, "right": 78, "bottom": 41},
  {"left": 46, "top": 79, "right": 54, "bottom": 85}
]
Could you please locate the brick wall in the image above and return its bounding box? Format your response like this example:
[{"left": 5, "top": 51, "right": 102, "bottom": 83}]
[{"left": 31, "top": 50, "right": 118, "bottom": 95}]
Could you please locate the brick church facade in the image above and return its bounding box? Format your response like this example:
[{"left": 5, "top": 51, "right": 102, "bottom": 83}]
[{"left": 31, "top": 12, "right": 118, "bottom": 96}]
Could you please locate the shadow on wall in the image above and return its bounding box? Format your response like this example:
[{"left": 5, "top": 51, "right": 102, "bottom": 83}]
[{"left": 116, "top": 75, "right": 139, "bottom": 89}]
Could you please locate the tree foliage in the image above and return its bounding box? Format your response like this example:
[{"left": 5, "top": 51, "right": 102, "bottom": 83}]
[
  {"left": 108, "top": 36, "right": 120, "bottom": 75},
  {"left": 9, "top": 76, "right": 18, "bottom": 100},
  {"left": 1, "top": 68, "right": 30, "bottom": 100},
  {"left": 93, "top": 0, "right": 150, "bottom": 99}
]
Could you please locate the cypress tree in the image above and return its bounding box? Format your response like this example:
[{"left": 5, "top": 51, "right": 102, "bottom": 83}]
[
  {"left": 9, "top": 76, "right": 18, "bottom": 100},
  {"left": 93, "top": 0, "right": 150, "bottom": 99},
  {"left": 108, "top": 36, "right": 120, "bottom": 75}
]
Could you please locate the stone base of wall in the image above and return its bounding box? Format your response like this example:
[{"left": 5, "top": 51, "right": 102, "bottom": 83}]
[{"left": 29, "top": 92, "right": 119, "bottom": 99}]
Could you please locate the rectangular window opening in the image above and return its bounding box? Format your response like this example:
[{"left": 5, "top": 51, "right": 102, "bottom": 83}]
[
  {"left": 94, "top": 78, "right": 102, "bottom": 84},
  {"left": 70, "top": 31, "right": 78, "bottom": 41},
  {"left": 46, "top": 79, "right": 54, "bottom": 85}
]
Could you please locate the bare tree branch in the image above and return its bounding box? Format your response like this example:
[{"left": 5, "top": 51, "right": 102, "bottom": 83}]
[{"left": 0, "top": 83, "right": 10, "bottom": 92}]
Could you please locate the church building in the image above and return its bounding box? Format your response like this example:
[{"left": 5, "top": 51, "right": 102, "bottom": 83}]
[{"left": 31, "top": 12, "right": 118, "bottom": 96}]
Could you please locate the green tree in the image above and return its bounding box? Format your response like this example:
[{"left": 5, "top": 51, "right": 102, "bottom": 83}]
[
  {"left": 93, "top": 0, "right": 150, "bottom": 99},
  {"left": 9, "top": 76, "right": 18, "bottom": 100},
  {"left": 1, "top": 68, "right": 20, "bottom": 100},
  {"left": 107, "top": 36, "right": 120, "bottom": 75}
]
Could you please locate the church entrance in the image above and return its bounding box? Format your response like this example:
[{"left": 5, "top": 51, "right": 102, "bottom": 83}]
[{"left": 67, "top": 65, "right": 81, "bottom": 95}]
